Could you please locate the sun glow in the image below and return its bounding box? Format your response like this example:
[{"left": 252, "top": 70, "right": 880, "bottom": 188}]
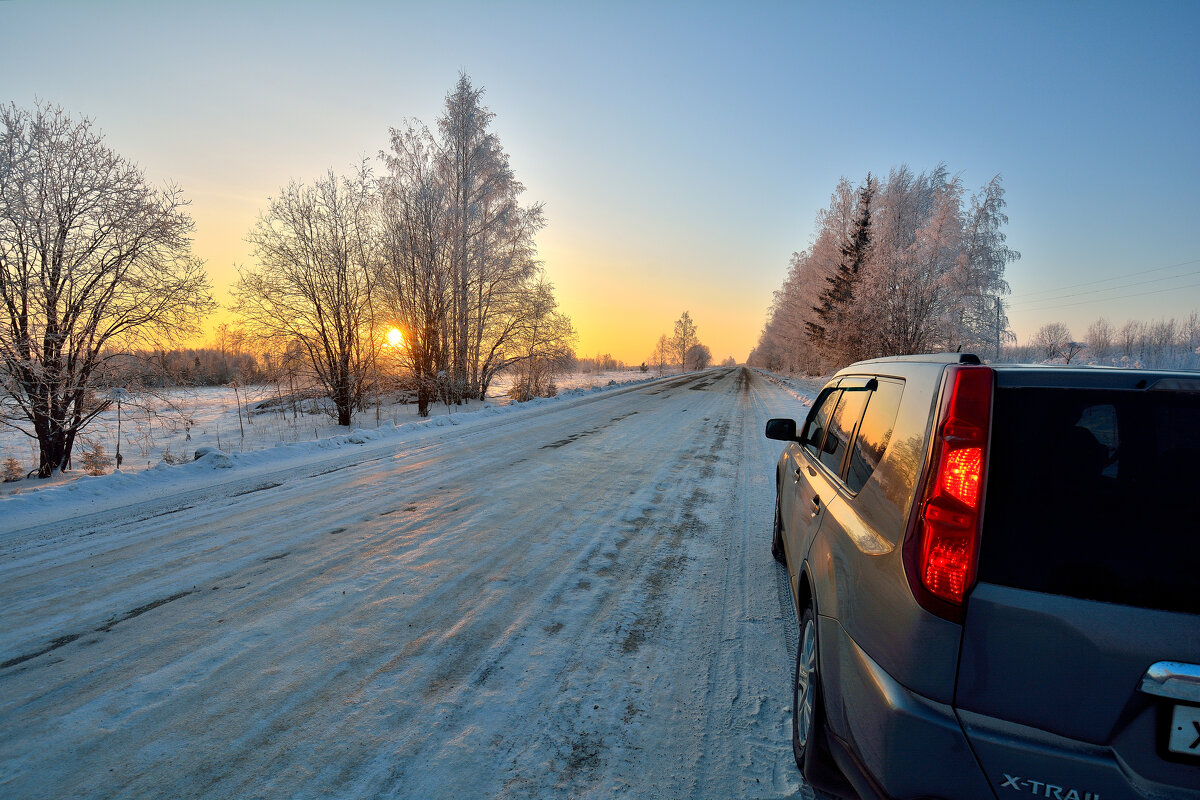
[{"left": 386, "top": 328, "right": 405, "bottom": 348}]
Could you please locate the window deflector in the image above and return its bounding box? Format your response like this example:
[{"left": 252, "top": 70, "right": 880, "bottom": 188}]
[{"left": 1147, "top": 378, "right": 1200, "bottom": 392}]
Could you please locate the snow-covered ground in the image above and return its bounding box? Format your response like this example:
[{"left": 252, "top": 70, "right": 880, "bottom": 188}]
[
  {"left": 0, "top": 369, "right": 652, "bottom": 490},
  {"left": 0, "top": 367, "right": 821, "bottom": 799}
]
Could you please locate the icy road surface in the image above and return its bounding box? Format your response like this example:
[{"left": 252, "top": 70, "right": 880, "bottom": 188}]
[{"left": 1, "top": 368, "right": 820, "bottom": 799}]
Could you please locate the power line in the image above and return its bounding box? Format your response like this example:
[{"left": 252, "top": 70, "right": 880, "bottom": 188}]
[
  {"left": 1008, "top": 257, "right": 1200, "bottom": 302},
  {"left": 1007, "top": 268, "right": 1200, "bottom": 309},
  {"left": 1015, "top": 280, "right": 1200, "bottom": 314}
]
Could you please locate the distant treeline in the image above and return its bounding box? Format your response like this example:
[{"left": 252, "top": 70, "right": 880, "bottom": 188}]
[
  {"left": 1007, "top": 314, "right": 1200, "bottom": 370},
  {"left": 109, "top": 348, "right": 266, "bottom": 387},
  {"left": 108, "top": 345, "right": 642, "bottom": 389}
]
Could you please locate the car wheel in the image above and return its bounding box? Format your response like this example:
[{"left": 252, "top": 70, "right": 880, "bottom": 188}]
[
  {"left": 792, "top": 605, "right": 820, "bottom": 768},
  {"left": 771, "top": 493, "right": 786, "bottom": 564}
]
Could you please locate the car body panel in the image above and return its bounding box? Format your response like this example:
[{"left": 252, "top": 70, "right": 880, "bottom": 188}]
[
  {"left": 768, "top": 356, "right": 1200, "bottom": 799},
  {"left": 819, "top": 615, "right": 998, "bottom": 800},
  {"left": 957, "top": 583, "right": 1200, "bottom": 794}
]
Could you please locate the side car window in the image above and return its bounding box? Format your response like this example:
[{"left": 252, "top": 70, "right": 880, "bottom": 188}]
[
  {"left": 846, "top": 379, "right": 905, "bottom": 493},
  {"left": 802, "top": 388, "right": 841, "bottom": 459},
  {"left": 820, "top": 388, "right": 869, "bottom": 475}
]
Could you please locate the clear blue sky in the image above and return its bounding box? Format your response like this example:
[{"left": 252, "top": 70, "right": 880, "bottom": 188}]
[{"left": 3, "top": 0, "right": 1198, "bottom": 362}]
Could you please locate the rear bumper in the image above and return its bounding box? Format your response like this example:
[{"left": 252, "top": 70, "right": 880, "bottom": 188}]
[
  {"left": 819, "top": 616, "right": 996, "bottom": 799},
  {"left": 957, "top": 708, "right": 1200, "bottom": 800},
  {"left": 821, "top": 615, "right": 1200, "bottom": 799}
]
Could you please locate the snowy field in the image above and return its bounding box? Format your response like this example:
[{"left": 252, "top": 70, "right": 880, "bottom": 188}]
[
  {"left": 1, "top": 367, "right": 826, "bottom": 799},
  {"left": 0, "top": 369, "right": 652, "bottom": 489}
]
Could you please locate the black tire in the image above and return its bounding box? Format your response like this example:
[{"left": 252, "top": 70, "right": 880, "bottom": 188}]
[
  {"left": 771, "top": 492, "right": 786, "bottom": 564},
  {"left": 792, "top": 605, "right": 821, "bottom": 768}
]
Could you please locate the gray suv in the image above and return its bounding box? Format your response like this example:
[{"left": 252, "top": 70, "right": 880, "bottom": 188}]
[{"left": 765, "top": 353, "right": 1200, "bottom": 799}]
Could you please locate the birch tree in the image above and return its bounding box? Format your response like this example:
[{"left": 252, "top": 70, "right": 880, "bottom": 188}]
[
  {"left": 236, "top": 166, "right": 377, "bottom": 427},
  {"left": 379, "top": 122, "right": 451, "bottom": 416},
  {"left": 671, "top": 311, "right": 698, "bottom": 372},
  {"left": 0, "top": 103, "right": 214, "bottom": 476},
  {"left": 1031, "top": 322, "right": 1071, "bottom": 360},
  {"left": 379, "top": 88, "right": 557, "bottom": 412},
  {"left": 949, "top": 176, "right": 1018, "bottom": 353},
  {"left": 504, "top": 279, "right": 576, "bottom": 401},
  {"left": 437, "top": 74, "right": 543, "bottom": 401}
]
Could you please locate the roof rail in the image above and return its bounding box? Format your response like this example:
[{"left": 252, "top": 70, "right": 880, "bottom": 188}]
[{"left": 850, "top": 352, "right": 982, "bottom": 366}]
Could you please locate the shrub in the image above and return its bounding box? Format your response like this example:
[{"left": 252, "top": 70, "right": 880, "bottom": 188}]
[
  {"left": 507, "top": 382, "right": 533, "bottom": 403},
  {"left": 79, "top": 443, "right": 111, "bottom": 476},
  {"left": 3, "top": 457, "right": 23, "bottom": 482},
  {"left": 160, "top": 445, "right": 190, "bottom": 466}
]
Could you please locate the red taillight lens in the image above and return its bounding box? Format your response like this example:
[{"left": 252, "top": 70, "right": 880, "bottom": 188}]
[
  {"left": 905, "top": 365, "right": 993, "bottom": 618},
  {"left": 941, "top": 446, "right": 982, "bottom": 508},
  {"left": 922, "top": 523, "right": 972, "bottom": 602}
]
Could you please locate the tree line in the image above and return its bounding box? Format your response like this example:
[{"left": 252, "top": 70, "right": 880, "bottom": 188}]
[
  {"left": 1016, "top": 314, "right": 1200, "bottom": 369},
  {"left": 0, "top": 76, "right": 573, "bottom": 477},
  {"left": 748, "top": 165, "right": 1019, "bottom": 374}
]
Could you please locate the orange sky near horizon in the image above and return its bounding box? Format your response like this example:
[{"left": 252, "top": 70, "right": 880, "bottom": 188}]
[{"left": 187, "top": 185, "right": 771, "bottom": 367}]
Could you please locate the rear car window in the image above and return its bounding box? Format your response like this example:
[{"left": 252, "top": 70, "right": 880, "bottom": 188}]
[
  {"left": 846, "top": 379, "right": 904, "bottom": 493},
  {"left": 978, "top": 387, "right": 1200, "bottom": 614}
]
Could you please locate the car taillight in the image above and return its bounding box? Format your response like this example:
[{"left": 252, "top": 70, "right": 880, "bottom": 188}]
[{"left": 904, "top": 365, "right": 993, "bottom": 621}]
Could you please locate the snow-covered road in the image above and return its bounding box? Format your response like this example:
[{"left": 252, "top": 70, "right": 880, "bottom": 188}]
[{"left": 1, "top": 368, "right": 819, "bottom": 799}]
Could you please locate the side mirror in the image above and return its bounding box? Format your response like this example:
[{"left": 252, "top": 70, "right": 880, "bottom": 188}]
[{"left": 765, "top": 418, "right": 798, "bottom": 441}]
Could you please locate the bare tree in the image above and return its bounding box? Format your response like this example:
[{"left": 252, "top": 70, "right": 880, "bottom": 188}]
[
  {"left": 504, "top": 279, "right": 576, "bottom": 400},
  {"left": 671, "top": 311, "right": 698, "bottom": 373},
  {"left": 1031, "top": 322, "right": 1072, "bottom": 360},
  {"left": 379, "top": 122, "right": 452, "bottom": 416},
  {"left": 651, "top": 335, "right": 671, "bottom": 375},
  {"left": 1086, "top": 317, "right": 1113, "bottom": 360},
  {"left": 0, "top": 103, "right": 214, "bottom": 476},
  {"left": 236, "top": 166, "right": 377, "bottom": 427}
]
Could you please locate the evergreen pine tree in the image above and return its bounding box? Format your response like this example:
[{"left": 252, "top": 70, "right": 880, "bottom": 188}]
[{"left": 808, "top": 174, "right": 874, "bottom": 365}]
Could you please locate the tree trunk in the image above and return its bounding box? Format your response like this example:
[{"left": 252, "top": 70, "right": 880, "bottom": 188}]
[{"left": 37, "top": 429, "right": 69, "bottom": 478}]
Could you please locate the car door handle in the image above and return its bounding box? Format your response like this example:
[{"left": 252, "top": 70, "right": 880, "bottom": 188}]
[
  {"left": 794, "top": 468, "right": 802, "bottom": 481},
  {"left": 810, "top": 495, "right": 821, "bottom": 516}
]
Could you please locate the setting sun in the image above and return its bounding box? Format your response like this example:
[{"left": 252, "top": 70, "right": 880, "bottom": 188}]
[{"left": 386, "top": 328, "right": 405, "bottom": 348}]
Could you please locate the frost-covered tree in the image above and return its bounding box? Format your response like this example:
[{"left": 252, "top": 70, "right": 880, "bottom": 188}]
[
  {"left": 1031, "top": 322, "right": 1071, "bottom": 360},
  {"left": 236, "top": 166, "right": 378, "bottom": 427},
  {"left": 651, "top": 334, "right": 671, "bottom": 375},
  {"left": 809, "top": 174, "right": 875, "bottom": 365},
  {"left": 864, "top": 166, "right": 963, "bottom": 355},
  {"left": 1086, "top": 317, "right": 1113, "bottom": 360},
  {"left": 0, "top": 103, "right": 214, "bottom": 476},
  {"left": 751, "top": 164, "right": 1018, "bottom": 373},
  {"left": 687, "top": 343, "right": 713, "bottom": 370},
  {"left": 949, "top": 176, "right": 1018, "bottom": 354},
  {"left": 504, "top": 279, "right": 576, "bottom": 401},
  {"left": 378, "top": 122, "right": 451, "bottom": 416},
  {"left": 671, "top": 311, "right": 698, "bottom": 373},
  {"left": 378, "top": 76, "right": 563, "bottom": 411},
  {"left": 438, "top": 73, "right": 544, "bottom": 401}
]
